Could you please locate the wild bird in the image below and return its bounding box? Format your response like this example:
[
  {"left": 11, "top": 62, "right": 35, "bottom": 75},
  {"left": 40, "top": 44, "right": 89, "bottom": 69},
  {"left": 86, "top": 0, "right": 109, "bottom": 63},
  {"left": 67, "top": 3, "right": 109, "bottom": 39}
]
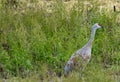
[{"left": 64, "top": 23, "right": 102, "bottom": 77}]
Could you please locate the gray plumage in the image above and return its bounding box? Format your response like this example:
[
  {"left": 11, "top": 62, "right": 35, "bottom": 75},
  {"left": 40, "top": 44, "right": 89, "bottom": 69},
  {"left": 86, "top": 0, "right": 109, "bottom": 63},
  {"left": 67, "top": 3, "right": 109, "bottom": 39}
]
[{"left": 64, "top": 23, "right": 102, "bottom": 76}]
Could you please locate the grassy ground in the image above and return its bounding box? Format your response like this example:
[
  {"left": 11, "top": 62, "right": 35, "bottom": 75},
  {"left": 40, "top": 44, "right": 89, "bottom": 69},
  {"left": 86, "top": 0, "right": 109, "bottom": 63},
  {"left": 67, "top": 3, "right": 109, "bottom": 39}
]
[
  {"left": 0, "top": 0, "right": 120, "bottom": 82},
  {"left": 0, "top": 63, "right": 119, "bottom": 82}
]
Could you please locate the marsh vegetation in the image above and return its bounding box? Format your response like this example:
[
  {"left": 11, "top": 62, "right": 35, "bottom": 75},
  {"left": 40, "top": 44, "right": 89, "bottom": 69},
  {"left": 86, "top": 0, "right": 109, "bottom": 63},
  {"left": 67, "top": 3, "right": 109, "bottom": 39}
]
[{"left": 0, "top": 0, "right": 120, "bottom": 82}]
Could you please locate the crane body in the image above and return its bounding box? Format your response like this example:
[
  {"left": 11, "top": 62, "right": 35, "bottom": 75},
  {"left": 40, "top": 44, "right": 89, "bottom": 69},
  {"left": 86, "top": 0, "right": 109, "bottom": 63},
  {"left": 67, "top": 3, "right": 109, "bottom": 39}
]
[{"left": 64, "top": 23, "right": 102, "bottom": 76}]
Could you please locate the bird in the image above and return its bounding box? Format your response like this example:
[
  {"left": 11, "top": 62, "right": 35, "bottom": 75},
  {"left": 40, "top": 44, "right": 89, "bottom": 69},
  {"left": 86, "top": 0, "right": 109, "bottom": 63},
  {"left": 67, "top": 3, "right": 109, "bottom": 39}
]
[{"left": 64, "top": 23, "right": 102, "bottom": 76}]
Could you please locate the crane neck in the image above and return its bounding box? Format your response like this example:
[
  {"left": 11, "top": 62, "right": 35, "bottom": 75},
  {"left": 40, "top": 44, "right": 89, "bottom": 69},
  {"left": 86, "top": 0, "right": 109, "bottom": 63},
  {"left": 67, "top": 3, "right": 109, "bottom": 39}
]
[
  {"left": 87, "top": 27, "right": 97, "bottom": 48},
  {"left": 90, "top": 27, "right": 97, "bottom": 42}
]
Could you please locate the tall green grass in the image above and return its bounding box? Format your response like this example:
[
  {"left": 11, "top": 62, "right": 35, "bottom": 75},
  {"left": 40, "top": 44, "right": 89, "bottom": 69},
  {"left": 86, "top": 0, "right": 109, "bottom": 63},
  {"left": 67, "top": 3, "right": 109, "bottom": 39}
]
[{"left": 0, "top": 0, "right": 120, "bottom": 81}]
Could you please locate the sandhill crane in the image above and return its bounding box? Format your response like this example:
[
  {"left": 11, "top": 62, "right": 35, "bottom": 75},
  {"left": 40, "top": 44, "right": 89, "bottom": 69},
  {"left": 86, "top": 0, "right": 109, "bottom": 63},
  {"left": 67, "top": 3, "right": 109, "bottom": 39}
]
[{"left": 64, "top": 23, "right": 102, "bottom": 76}]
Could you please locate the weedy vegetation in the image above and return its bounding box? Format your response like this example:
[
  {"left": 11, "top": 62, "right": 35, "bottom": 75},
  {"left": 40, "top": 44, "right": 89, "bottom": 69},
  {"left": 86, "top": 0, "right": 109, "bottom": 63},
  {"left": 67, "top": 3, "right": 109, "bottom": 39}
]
[{"left": 0, "top": 0, "right": 120, "bottom": 82}]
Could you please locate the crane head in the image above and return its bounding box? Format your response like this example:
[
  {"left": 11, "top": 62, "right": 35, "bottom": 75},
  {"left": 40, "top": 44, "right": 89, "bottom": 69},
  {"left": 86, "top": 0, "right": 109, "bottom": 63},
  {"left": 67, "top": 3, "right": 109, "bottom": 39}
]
[{"left": 93, "top": 23, "right": 102, "bottom": 29}]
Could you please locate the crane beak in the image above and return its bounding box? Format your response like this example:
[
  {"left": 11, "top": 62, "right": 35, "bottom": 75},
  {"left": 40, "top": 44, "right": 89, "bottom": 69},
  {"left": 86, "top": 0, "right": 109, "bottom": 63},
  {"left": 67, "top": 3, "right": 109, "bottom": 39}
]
[{"left": 101, "top": 26, "right": 103, "bottom": 28}]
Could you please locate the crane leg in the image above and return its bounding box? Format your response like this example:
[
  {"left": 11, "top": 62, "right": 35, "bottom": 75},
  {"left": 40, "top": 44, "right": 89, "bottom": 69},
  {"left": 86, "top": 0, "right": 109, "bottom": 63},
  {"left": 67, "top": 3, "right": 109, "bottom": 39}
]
[{"left": 79, "top": 59, "right": 88, "bottom": 79}]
